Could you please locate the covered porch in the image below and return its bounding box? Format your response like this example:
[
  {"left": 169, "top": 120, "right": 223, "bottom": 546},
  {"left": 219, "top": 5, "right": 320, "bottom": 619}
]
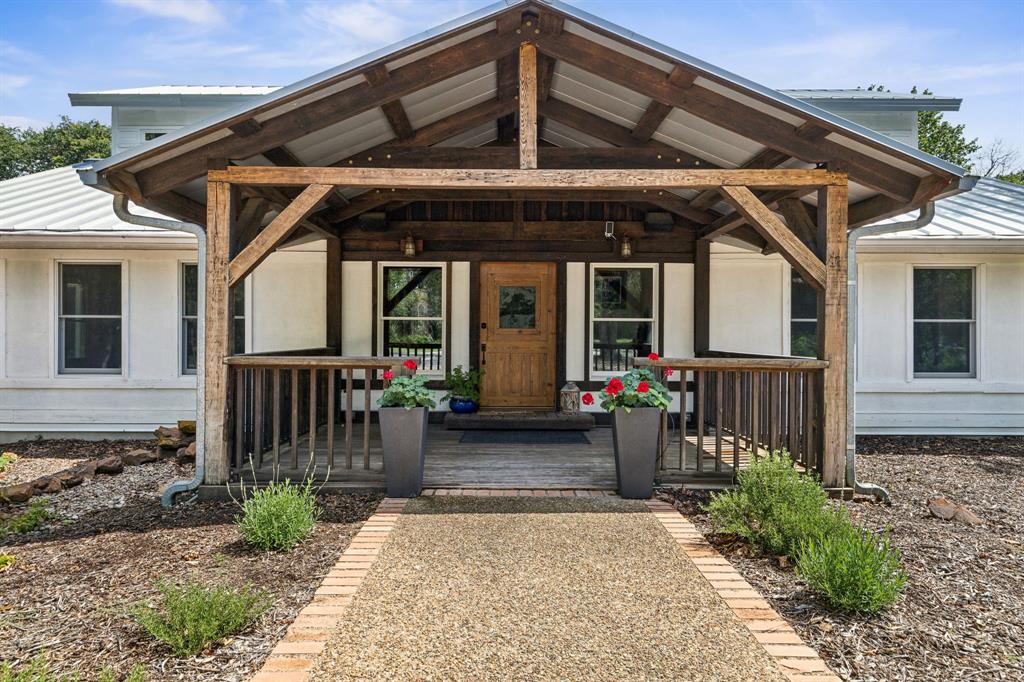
[{"left": 81, "top": 1, "right": 966, "bottom": 496}]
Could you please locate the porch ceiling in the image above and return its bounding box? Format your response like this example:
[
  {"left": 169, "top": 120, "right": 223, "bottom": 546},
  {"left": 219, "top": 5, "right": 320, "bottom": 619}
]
[{"left": 81, "top": 0, "right": 968, "bottom": 235}]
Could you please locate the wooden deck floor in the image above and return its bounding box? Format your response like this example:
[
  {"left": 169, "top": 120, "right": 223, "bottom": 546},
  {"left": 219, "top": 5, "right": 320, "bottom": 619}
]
[{"left": 240, "top": 424, "right": 748, "bottom": 489}]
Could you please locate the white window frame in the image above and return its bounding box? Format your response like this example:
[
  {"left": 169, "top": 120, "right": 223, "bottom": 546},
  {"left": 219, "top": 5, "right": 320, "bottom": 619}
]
[
  {"left": 56, "top": 260, "right": 126, "bottom": 376},
  {"left": 589, "top": 263, "right": 659, "bottom": 378},
  {"left": 788, "top": 271, "right": 818, "bottom": 358},
  {"left": 180, "top": 262, "right": 198, "bottom": 375},
  {"left": 376, "top": 262, "right": 447, "bottom": 376},
  {"left": 909, "top": 265, "right": 977, "bottom": 379}
]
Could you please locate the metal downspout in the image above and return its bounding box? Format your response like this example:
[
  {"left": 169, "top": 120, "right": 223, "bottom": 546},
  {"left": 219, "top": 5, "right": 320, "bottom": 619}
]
[
  {"left": 109, "top": 195, "right": 207, "bottom": 507},
  {"left": 845, "top": 203, "right": 935, "bottom": 504}
]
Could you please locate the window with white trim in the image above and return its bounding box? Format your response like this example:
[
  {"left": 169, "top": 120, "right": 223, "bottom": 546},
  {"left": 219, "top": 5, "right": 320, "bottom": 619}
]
[
  {"left": 790, "top": 272, "right": 817, "bottom": 358},
  {"left": 591, "top": 265, "right": 656, "bottom": 374},
  {"left": 380, "top": 265, "right": 445, "bottom": 373},
  {"left": 913, "top": 267, "right": 975, "bottom": 377},
  {"left": 182, "top": 264, "right": 245, "bottom": 374},
  {"left": 58, "top": 263, "right": 122, "bottom": 374}
]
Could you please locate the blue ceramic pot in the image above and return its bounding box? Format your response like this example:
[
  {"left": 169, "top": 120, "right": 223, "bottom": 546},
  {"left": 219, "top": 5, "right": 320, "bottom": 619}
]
[{"left": 449, "top": 397, "right": 478, "bottom": 414}]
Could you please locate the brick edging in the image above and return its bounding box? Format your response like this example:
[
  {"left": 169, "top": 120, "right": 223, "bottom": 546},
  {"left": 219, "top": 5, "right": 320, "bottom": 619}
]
[
  {"left": 250, "top": 497, "right": 408, "bottom": 682},
  {"left": 645, "top": 499, "right": 841, "bottom": 682}
]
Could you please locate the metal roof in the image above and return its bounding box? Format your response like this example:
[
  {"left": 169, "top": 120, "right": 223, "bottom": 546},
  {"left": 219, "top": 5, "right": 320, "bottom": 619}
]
[
  {"left": 0, "top": 165, "right": 176, "bottom": 236},
  {"left": 781, "top": 89, "right": 961, "bottom": 112},
  {"left": 69, "top": 86, "right": 281, "bottom": 108},
  {"left": 79, "top": 0, "right": 967, "bottom": 198},
  {"left": 869, "top": 177, "right": 1024, "bottom": 241}
]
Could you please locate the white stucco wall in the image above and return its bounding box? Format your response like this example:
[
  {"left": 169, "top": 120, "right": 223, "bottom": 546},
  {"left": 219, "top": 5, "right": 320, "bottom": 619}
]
[{"left": 0, "top": 242, "right": 327, "bottom": 439}]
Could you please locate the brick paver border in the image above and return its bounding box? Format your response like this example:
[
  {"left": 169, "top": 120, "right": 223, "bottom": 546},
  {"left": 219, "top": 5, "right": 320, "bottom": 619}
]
[
  {"left": 249, "top": 497, "right": 408, "bottom": 682},
  {"left": 645, "top": 499, "right": 841, "bottom": 682}
]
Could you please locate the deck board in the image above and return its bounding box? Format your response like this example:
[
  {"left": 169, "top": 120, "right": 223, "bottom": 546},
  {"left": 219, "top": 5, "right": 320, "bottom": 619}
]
[{"left": 242, "top": 424, "right": 752, "bottom": 489}]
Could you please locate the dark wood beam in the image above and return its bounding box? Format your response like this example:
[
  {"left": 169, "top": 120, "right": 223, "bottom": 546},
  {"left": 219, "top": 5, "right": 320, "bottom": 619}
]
[
  {"left": 364, "top": 64, "right": 415, "bottom": 140},
  {"left": 494, "top": 11, "right": 522, "bottom": 145},
  {"left": 261, "top": 145, "right": 349, "bottom": 208},
  {"left": 689, "top": 147, "right": 791, "bottom": 210},
  {"left": 534, "top": 30, "right": 922, "bottom": 202},
  {"left": 720, "top": 185, "right": 825, "bottom": 290},
  {"left": 133, "top": 27, "right": 525, "bottom": 196},
  {"left": 229, "top": 184, "right": 335, "bottom": 286},
  {"left": 776, "top": 197, "right": 818, "bottom": 249},
  {"left": 631, "top": 66, "right": 695, "bottom": 142},
  {"left": 234, "top": 196, "right": 269, "bottom": 253}
]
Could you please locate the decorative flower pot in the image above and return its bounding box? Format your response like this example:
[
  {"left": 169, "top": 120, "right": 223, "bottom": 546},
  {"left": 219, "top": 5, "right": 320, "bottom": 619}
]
[
  {"left": 448, "top": 397, "right": 478, "bottom": 414},
  {"left": 611, "top": 407, "right": 662, "bottom": 499},
  {"left": 379, "top": 406, "right": 429, "bottom": 497}
]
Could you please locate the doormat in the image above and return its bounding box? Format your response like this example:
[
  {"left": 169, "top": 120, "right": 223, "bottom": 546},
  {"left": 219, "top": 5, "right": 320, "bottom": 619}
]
[{"left": 459, "top": 430, "right": 591, "bottom": 445}]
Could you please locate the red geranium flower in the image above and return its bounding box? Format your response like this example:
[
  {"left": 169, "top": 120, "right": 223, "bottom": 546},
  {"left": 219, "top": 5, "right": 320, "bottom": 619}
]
[
  {"left": 606, "top": 377, "right": 624, "bottom": 396},
  {"left": 637, "top": 380, "right": 650, "bottom": 393},
  {"left": 383, "top": 370, "right": 394, "bottom": 380},
  {"left": 648, "top": 352, "right": 660, "bottom": 361},
  {"left": 581, "top": 392, "right": 594, "bottom": 406},
  {"left": 403, "top": 359, "right": 418, "bottom": 370},
  {"left": 664, "top": 367, "right": 674, "bottom": 378}
]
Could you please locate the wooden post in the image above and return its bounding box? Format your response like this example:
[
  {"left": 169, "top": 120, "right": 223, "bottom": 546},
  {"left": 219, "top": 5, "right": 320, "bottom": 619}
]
[
  {"left": 817, "top": 182, "right": 848, "bottom": 489},
  {"left": 204, "top": 179, "right": 235, "bottom": 485},
  {"left": 694, "top": 239, "right": 710, "bottom": 354},
  {"left": 326, "top": 238, "right": 342, "bottom": 352},
  {"left": 518, "top": 42, "right": 538, "bottom": 169}
]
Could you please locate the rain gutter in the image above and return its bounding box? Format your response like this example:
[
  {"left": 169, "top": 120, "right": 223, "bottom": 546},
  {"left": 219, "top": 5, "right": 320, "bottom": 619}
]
[
  {"left": 104, "top": 193, "right": 206, "bottom": 507},
  {"left": 845, "top": 175, "right": 977, "bottom": 503}
]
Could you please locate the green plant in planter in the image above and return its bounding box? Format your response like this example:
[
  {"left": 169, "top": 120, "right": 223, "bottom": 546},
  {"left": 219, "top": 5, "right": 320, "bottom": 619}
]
[
  {"left": 378, "top": 374, "right": 437, "bottom": 409},
  {"left": 442, "top": 365, "right": 482, "bottom": 402},
  {"left": 587, "top": 366, "right": 671, "bottom": 412}
]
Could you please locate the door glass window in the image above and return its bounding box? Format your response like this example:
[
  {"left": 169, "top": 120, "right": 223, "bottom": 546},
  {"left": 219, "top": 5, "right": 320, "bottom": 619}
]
[{"left": 499, "top": 286, "right": 536, "bottom": 328}]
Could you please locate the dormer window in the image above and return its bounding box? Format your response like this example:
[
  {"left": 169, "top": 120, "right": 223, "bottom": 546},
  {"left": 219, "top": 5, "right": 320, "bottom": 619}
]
[{"left": 143, "top": 131, "right": 166, "bottom": 141}]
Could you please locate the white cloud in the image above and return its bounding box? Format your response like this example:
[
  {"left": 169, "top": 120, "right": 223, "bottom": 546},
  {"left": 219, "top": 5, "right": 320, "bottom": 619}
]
[
  {"left": 0, "top": 114, "right": 46, "bottom": 129},
  {"left": 0, "top": 72, "right": 31, "bottom": 97},
  {"left": 108, "top": 0, "right": 223, "bottom": 25},
  {"left": 925, "top": 61, "right": 1024, "bottom": 83}
]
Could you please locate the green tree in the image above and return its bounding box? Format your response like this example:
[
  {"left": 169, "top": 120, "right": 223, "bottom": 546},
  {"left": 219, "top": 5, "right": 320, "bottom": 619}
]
[
  {"left": 0, "top": 116, "right": 110, "bottom": 180},
  {"left": 998, "top": 170, "right": 1024, "bottom": 185},
  {"left": 910, "top": 86, "right": 980, "bottom": 170},
  {"left": 864, "top": 85, "right": 981, "bottom": 170}
]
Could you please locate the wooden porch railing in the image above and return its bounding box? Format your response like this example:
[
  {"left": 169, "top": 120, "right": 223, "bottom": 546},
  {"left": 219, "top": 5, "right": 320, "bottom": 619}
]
[
  {"left": 224, "top": 355, "right": 412, "bottom": 477},
  {"left": 635, "top": 356, "right": 828, "bottom": 477}
]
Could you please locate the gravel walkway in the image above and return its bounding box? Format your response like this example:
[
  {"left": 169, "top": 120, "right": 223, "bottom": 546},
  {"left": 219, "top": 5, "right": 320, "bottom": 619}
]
[{"left": 312, "top": 496, "right": 787, "bottom": 681}]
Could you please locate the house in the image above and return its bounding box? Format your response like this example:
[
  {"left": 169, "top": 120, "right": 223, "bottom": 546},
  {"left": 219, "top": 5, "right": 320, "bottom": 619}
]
[{"left": 1, "top": 1, "right": 1019, "bottom": 497}]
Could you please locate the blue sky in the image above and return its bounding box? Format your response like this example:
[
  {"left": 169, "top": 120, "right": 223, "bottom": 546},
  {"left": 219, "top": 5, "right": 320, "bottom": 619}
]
[{"left": 2, "top": 0, "right": 1022, "bottom": 166}]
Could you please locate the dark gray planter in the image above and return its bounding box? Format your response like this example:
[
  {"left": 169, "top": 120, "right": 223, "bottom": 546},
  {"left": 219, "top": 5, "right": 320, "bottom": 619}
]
[
  {"left": 379, "top": 406, "right": 429, "bottom": 497},
  {"left": 611, "top": 407, "right": 662, "bottom": 499}
]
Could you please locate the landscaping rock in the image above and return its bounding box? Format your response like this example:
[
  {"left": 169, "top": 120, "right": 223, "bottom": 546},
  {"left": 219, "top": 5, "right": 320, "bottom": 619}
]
[
  {"left": 123, "top": 449, "right": 159, "bottom": 466},
  {"left": 0, "top": 483, "right": 35, "bottom": 504},
  {"left": 54, "top": 471, "right": 84, "bottom": 489},
  {"left": 73, "top": 460, "right": 98, "bottom": 478},
  {"left": 32, "top": 477, "right": 62, "bottom": 494},
  {"left": 177, "top": 420, "right": 196, "bottom": 436},
  {"left": 176, "top": 441, "right": 196, "bottom": 465},
  {"left": 154, "top": 426, "right": 188, "bottom": 450},
  {"left": 928, "top": 496, "right": 984, "bottom": 525},
  {"left": 94, "top": 456, "right": 124, "bottom": 476}
]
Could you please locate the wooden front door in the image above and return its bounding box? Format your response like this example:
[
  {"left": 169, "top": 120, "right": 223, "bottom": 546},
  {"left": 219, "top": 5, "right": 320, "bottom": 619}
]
[{"left": 479, "top": 262, "right": 557, "bottom": 408}]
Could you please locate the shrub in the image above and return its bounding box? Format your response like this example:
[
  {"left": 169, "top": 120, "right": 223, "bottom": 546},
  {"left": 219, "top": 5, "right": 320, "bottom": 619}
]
[
  {"left": 235, "top": 477, "right": 321, "bottom": 551},
  {"left": 1, "top": 499, "right": 51, "bottom": 537},
  {"left": 0, "top": 452, "right": 17, "bottom": 473},
  {"left": 133, "top": 580, "right": 269, "bottom": 657},
  {"left": 706, "top": 452, "right": 846, "bottom": 557},
  {"left": 798, "top": 525, "right": 908, "bottom": 614}
]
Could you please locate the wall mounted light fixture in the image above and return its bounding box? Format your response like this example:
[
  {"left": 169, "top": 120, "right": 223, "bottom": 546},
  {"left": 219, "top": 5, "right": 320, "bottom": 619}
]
[
  {"left": 401, "top": 233, "right": 417, "bottom": 258},
  {"left": 620, "top": 236, "right": 633, "bottom": 258}
]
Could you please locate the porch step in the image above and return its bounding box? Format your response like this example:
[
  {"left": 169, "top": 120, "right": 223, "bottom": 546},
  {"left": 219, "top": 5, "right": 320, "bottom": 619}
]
[{"left": 444, "top": 411, "right": 595, "bottom": 431}]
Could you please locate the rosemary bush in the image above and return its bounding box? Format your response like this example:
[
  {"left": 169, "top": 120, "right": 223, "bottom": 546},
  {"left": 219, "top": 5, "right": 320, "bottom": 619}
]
[
  {"left": 235, "top": 477, "right": 321, "bottom": 552},
  {"left": 133, "top": 580, "right": 269, "bottom": 657},
  {"left": 798, "top": 526, "right": 908, "bottom": 614}
]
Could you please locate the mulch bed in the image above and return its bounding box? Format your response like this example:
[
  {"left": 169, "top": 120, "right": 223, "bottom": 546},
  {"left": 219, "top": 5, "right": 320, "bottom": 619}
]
[
  {"left": 661, "top": 435, "right": 1024, "bottom": 682},
  {"left": 0, "top": 438, "right": 381, "bottom": 681}
]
